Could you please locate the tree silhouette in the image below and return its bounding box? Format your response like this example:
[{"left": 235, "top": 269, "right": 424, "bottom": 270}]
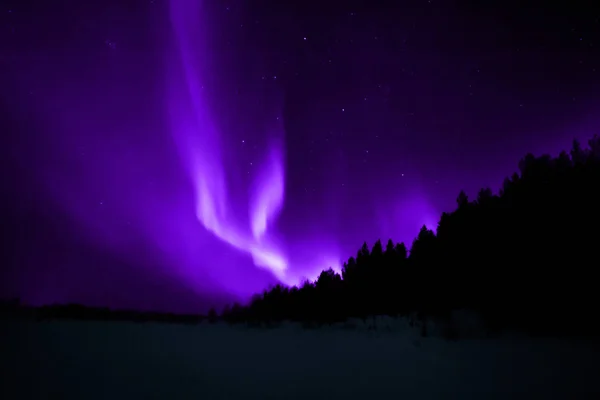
[
  {"left": 219, "top": 135, "right": 600, "bottom": 337},
  {"left": 456, "top": 190, "right": 469, "bottom": 208},
  {"left": 8, "top": 135, "right": 599, "bottom": 338}
]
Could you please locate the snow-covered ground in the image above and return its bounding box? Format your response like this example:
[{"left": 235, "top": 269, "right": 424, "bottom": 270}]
[{"left": 3, "top": 318, "right": 599, "bottom": 399}]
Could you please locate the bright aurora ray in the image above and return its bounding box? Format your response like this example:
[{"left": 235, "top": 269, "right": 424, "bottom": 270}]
[
  {"left": 166, "top": 0, "right": 440, "bottom": 291},
  {"left": 169, "top": 0, "right": 291, "bottom": 283}
]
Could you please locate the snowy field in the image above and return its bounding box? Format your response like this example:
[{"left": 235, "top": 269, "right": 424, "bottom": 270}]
[{"left": 2, "top": 318, "right": 600, "bottom": 400}]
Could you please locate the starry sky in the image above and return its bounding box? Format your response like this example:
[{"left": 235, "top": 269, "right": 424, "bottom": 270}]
[{"left": 1, "top": 0, "right": 599, "bottom": 312}]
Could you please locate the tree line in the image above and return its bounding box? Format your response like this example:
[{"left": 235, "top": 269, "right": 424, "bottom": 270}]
[
  {"left": 3, "top": 136, "right": 598, "bottom": 337},
  {"left": 220, "top": 135, "right": 600, "bottom": 336}
]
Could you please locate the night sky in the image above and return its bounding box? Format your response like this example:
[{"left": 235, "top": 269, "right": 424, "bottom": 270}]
[{"left": 1, "top": 0, "right": 599, "bottom": 312}]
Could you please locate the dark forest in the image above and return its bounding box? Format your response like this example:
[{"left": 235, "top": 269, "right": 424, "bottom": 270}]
[{"left": 4, "top": 135, "right": 599, "bottom": 338}]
